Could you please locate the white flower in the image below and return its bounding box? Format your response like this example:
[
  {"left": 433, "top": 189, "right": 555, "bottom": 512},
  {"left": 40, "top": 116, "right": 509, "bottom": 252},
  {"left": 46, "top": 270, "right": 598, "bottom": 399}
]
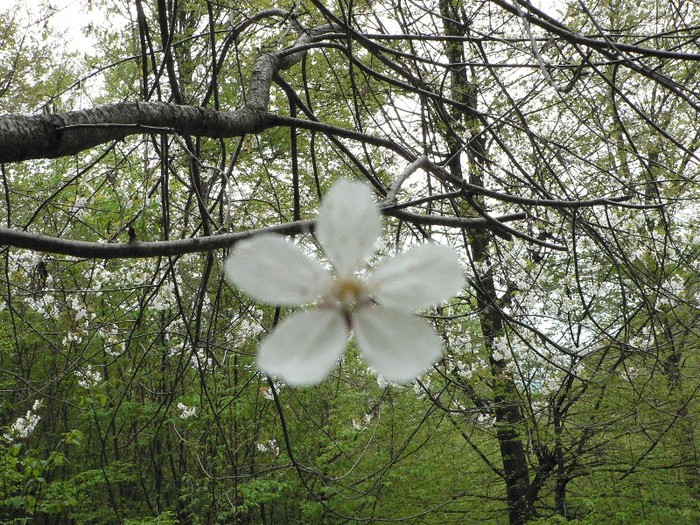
[
  {"left": 224, "top": 179, "right": 465, "bottom": 386},
  {"left": 177, "top": 402, "right": 197, "bottom": 419},
  {"left": 76, "top": 365, "right": 103, "bottom": 389},
  {"left": 3, "top": 400, "right": 42, "bottom": 442},
  {"left": 256, "top": 439, "right": 280, "bottom": 456}
]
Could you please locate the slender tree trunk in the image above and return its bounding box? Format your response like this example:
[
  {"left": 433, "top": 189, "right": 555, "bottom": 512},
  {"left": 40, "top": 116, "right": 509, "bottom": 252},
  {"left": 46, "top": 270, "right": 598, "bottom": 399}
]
[
  {"left": 662, "top": 324, "right": 700, "bottom": 496},
  {"left": 438, "top": 1, "right": 534, "bottom": 523},
  {"left": 553, "top": 404, "right": 568, "bottom": 518}
]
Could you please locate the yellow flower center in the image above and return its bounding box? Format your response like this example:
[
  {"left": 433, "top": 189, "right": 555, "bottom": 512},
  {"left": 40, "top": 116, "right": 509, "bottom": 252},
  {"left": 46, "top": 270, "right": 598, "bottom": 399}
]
[{"left": 327, "top": 277, "right": 368, "bottom": 314}]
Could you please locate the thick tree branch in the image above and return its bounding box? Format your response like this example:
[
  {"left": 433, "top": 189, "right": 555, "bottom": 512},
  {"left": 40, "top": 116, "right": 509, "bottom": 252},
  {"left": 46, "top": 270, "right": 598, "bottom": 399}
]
[
  {"left": 0, "top": 103, "right": 419, "bottom": 164},
  {"left": 0, "top": 104, "right": 277, "bottom": 164},
  {"left": 0, "top": 20, "right": 345, "bottom": 164}
]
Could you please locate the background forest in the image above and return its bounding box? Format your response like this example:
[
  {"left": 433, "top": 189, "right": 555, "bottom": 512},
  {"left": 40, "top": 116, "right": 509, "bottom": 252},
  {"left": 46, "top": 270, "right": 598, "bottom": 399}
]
[{"left": 0, "top": 0, "right": 699, "bottom": 523}]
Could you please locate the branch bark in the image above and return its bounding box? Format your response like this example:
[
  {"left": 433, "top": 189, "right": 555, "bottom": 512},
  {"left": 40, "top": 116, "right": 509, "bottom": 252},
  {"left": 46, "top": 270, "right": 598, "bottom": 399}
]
[
  {"left": 0, "top": 103, "right": 277, "bottom": 163},
  {"left": 0, "top": 19, "right": 343, "bottom": 164},
  {"left": 0, "top": 211, "right": 526, "bottom": 259}
]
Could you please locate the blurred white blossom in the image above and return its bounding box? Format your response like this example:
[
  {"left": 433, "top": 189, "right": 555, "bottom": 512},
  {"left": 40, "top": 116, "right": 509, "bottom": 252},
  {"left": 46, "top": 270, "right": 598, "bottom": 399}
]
[
  {"left": 177, "top": 402, "right": 197, "bottom": 419},
  {"left": 260, "top": 380, "right": 283, "bottom": 400},
  {"left": 476, "top": 412, "right": 496, "bottom": 427},
  {"left": 256, "top": 439, "right": 279, "bottom": 456},
  {"left": 76, "top": 365, "right": 103, "bottom": 389},
  {"left": 62, "top": 331, "right": 83, "bottom": 347},
  {"left": 3, "top": 400, "right": 42, "bottom": 442},
  {"left": 225, "top": 179, "right": 465, "bottom": 386},
  {"left": 351, "top": 413, "right": 373, "bottom": 431}
]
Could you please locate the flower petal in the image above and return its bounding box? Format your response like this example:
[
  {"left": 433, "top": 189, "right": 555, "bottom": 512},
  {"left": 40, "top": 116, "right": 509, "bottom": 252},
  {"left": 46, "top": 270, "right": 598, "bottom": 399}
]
[
  {"left": 353, "top": 306, "right": 444, "bottom": 383},
  {"left": 316, "top": 179, "right": 382, "bottom": 276},
  {"left": 367, "top": 243, "right": 465, "bottom": 311},
  {"left": 257, "top": 308, "right": 349, "bottom": 386},
  {"left": 225, "top": 234, "right": 331, "bottom": 306}
]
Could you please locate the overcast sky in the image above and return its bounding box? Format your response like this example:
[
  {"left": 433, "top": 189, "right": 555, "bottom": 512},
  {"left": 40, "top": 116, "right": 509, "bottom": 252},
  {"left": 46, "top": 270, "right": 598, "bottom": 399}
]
[{"left": 1, "top": 0, "right": 105, "bottom": 54}]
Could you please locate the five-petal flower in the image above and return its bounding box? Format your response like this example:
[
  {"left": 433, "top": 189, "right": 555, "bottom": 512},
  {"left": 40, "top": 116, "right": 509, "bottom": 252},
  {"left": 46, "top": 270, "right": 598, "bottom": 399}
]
[{"left": 224, "top": 179, "right": 465, "bottom": 386}]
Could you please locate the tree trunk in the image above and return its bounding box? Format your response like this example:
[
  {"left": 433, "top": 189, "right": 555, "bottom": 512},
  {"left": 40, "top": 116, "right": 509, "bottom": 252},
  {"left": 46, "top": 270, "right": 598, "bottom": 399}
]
[{"left": 438, "top": 1, "right": 534, "bottom": 523}]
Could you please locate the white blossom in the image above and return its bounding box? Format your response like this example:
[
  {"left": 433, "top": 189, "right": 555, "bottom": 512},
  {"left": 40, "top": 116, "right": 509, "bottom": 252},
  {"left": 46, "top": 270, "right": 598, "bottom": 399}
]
[
  {"left": 225, "top": 179, "right": 465, "bottom": 386},
  {"left": 62, "top": 331, "right": 83, "bottom": 347},
  {"left": 3, "top": 400, "right": 42, "bottom": 442},
  {"left": 256, "top": 439, "right": 280, "bottom": 456},
  {"left": 71, "top": 195, "right": 89, "bottom": 219},
  {"left": 260, "top": 381, "right": 283, "bottom": 400},
  {"left": 192, "top": 348, "right": 214, "bottom": 371},
  {"left": 476, "top": 412, "right": 496, "bottom": 427},
  {"left": 351, "top": 413, "right": 373, "bottom": 431},
  {"left": 100, "top": 324, "right": 127, "bottom": 357},
  {"left": 177, "top": 402, "right": 197, "bottom": 419},
  {"left": 76, "top": 365, "right": 103, "bottom": 389},
  {"left": 376, "top": 375, "right": 391, "bottom": 389},
  {"left": 70, "top": 296, "right": 89, "bottom": 321},
  {"left": 454, "top": 359, "right": 475, "bottom": 380},
  {"left": 151, "top": 284, "right": 176, "bottom": 312}
]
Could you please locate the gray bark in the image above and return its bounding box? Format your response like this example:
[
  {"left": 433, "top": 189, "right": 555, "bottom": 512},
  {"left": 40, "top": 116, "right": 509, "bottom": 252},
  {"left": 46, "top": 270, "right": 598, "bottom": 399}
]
[{"left": 0, "top": 103, "right": 275, "bottom": 163}]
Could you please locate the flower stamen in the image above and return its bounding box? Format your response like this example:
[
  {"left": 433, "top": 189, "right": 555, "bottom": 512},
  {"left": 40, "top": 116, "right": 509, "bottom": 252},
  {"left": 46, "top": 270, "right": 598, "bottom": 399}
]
[{"left": 327, "top": 277, "right": 369, "bottom": 314}]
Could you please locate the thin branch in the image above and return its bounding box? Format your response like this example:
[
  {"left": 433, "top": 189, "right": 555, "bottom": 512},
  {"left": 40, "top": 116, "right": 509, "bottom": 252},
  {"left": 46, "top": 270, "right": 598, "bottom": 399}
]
[
  {"left": 0, "top": 221, "right": 313, "bottom": 259},
  {"left": 0, "top": 210, "right": 526, "bottom": 259}
]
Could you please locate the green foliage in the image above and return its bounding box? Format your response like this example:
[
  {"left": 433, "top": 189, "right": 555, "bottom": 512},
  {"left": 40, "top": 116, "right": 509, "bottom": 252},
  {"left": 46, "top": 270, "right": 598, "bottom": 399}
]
[
  {"left": 1, "top": 0, "right": 700, "bottom": 524},
  {"left": 0, "top": 436, "right": 83, "bottom": 523},
  {"left": 124, "top": 512, "right": 179, "bottom": 525}
]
